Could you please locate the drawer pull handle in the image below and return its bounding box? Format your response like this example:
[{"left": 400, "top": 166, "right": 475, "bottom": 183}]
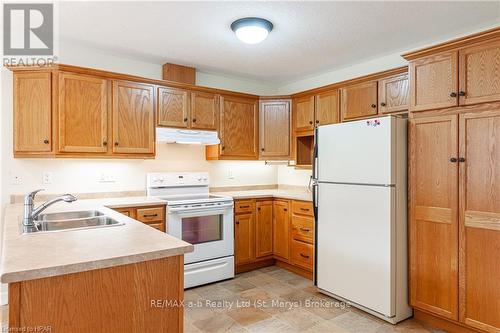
[
  {"left": 300, "top": 253, "right": 310, "bottom": 259},
  {"left": 299, "top": 227, "right": 310, "bottom": 232},
  {"left": 300, "top": 208, "right": 310, "bottom": 211},
  {"left": 143, "top": 214, "right": 158, "bottom": 218},
  {"left": 239, "top": 205, "right": 250, "bottom": 208}
]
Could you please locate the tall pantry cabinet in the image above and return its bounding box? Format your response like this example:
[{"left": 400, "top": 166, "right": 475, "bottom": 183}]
[{"left": 405, "top": 30, "right": 500, "bottom": 333}]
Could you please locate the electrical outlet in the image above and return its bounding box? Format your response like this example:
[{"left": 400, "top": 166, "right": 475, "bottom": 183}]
[
  {"left": 98, "top": 173, "right": 116, "bottom": 183},
  {"left": 228, "top": 169, "right": 234, "bottom": 179},
  {"left": 10, "top": 175, "right": 22, "bottom": 185},
  {"left": 42, "top": 172, "right": 53, "bottom": 184}
]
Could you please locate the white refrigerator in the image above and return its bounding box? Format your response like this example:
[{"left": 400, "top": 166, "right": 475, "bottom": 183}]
[{"left": 313, "top": 116, "right": 412, "bottom": 324}]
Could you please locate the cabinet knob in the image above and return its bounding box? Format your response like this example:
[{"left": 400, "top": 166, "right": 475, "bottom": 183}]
[
  {"left": 258, "top": 207, "right": 261, "bottom": 211},
  {"left": 43, "top": 139, "right": 49, "bottom": 144},
  {"left": 309, "top": 121, "right": 313, "bottom": 125},
  {"left": 315, "top": 120, "right": 320, "bottom": 124},
  {"left": 450, "top": 92, "right": 457, "bottom": 97},
  {"left": 458, "top": 157, "right": 466, "bottom": 163},
  {"left": 381, "top": 102, "right": 386, "bottom": 107},
  {"left": 103, "top": 141, "right": 107, "bottom": 146},
  {"left": 284, "top": 208, "right": 287, "bottom": 212},
  {"left": 261, "top": 148, "right": 265, "bottom": 152},
  {"left": 371, "top": 104, "right": 377, "bottom": 108},
  {"left": 221, "top": 146, "right": 225, "bottom": 150},
  {"left": 450, "top": 157, "right": 458, "bottom": 163},
  {"left": 192, "top": 118, "right": 197, "bottom": 123},
  {"left": 114, "top": 142, "right": 119, "bottom": 146},
  {"left": 235, "top": 221, "right": 240, "bottom": 225},
  {"left": 184, "top": 118, "right": 188, "bottom": 122},
  {"left": 459, "top": 91, "right": 466, "bottom": 97}
]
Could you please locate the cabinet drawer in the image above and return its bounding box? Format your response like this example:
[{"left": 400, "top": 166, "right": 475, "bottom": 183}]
[
  {"left": 291, "top": 215, "right": 314, "bottom": 244},
  {"left": 136, "top": 207, "right": 165, "bottom": 223},
  {"left": 114, "top": 208, "right": 136, "bottom": 219},
  {"left": 292, "top": 201, "right": 313, "bottom": 216},
  {"left": 235, "top": 200, "right": 255, "bottom": 214},
  {"left": 290, "top": 240, "right": 313, "bottom": 271},
  {"left": 147, "top": 222, "right": 165, "bottom": 232}
]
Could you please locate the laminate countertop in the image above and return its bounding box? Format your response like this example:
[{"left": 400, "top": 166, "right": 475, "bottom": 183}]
[
  {"left": 1, "top": 196, "right": 193, "bottom": 283},
  {"left": 211, "top": 189, "right": 312, "bottom": 202}
]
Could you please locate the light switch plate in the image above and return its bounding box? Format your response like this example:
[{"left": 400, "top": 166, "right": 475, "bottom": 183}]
[{"left": 42, "top": 172, "right": 53, "bottom": 184}]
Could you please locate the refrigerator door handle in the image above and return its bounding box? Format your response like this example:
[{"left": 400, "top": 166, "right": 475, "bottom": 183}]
[
  {"left": 312, "top": 127, "right": 319, "bottom": 182},
  {"left": 312, "top": 126, "right": 319, "bottom": 286}
]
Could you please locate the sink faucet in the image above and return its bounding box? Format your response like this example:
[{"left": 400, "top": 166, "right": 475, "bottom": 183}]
[{"left": 23, "top": 189, "right": 77, "bottom": 227}]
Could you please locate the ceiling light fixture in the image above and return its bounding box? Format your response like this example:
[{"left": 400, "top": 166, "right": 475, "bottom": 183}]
[{"left": 231, "top": 17, "right": 273, "bottom": 44}]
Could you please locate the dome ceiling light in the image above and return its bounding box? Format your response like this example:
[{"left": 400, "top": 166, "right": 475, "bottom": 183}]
[{"left": 230, "top": 17, "right": 273, "bottom": 44}]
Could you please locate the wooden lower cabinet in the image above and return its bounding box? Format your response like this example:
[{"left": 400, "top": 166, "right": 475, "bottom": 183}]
[
  {"left": 9, "top": 256, "right": 184, "bottom": 333},
  {"left": 410, "top": 106, "right": 500, "bottom": 333},
  {"left": 112, "top": 205, "right": 166, "bottom": 232},
  {"left": 234, "top": 198, "right": 314, "bottom": 276}
]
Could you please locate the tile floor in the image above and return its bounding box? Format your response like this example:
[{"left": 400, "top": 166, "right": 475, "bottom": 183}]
[
  {"left": 184, "top": 266, "right": 440, "bottom": 333},
  {"left": 0, "top": 267, "right": 442, "bottom": 333}
]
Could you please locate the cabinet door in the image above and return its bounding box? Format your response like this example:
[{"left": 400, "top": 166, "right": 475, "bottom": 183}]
[
  {"left": 273, "top": 200, "right": 290, "bottom": 261},
  {"left": 219, "top": 96, "right": 258, "bottom": 158},
  {"left": 340, "top": 81, "right": 378, "bottom": 121},
  {"left": 409, "top": 52, "right": 458, "bottom": 112},
  {"left": 409, "top": 114, "right": 459, "bottom": 320},
  {"left": 315, "top": 90, "right": 339, "bottom": 126},
  {"left": 235, "top": 213, "right": 254, "bottom": 265},
  {"left": 259, "top": 100, "right": 290, "bottom": 158},
  {"left": 458, "top": 110, "right": 500, "bottom": 332},
  {"left": 378, "top": 73, "right": 409, "bottom": 114},
  {"left": 13, "top": 72, "right": 52, "bottom": 153},
  {"left": 157, "top": 87, "right": 189, "bottom": 128},
  {"left": 58, "top": 73, "right": 109, "bottom": 153},
  {"left": 190, "top": 91, "right": 219, "bottom": 130},
  {"left": 293, "top": 95, "right": 315, "bottom": 131},
  {"left": 112, "top": 81, "right": 155, "bottom": 154},
  {"left": 255, "top": 200, "right": 273, "bottom": 258},
  {"left": 459, "top": 39, "right": 500, "bottom": 106}
]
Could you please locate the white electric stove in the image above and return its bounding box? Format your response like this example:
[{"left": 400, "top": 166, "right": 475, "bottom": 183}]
[{"left": 146, "top": 172, "right": 234, "bottom": 288}]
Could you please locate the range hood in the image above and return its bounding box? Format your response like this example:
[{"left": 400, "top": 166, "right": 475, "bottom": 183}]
[{"left": 156, "top": 127, "right": 220, "bottom": 145}]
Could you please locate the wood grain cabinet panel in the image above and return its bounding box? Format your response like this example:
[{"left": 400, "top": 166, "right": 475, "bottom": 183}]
[
  {"left": 219, "top": 95, "right": 258, "bottom": 158},
  {"left": 13, "top": 72, "right": 52, "bottom": 153},
  {"left": 290, "top": 239, "right": 313, "bottom": 271},
  {"left": 157, "top": 86, "right": 189, "bottom": 128},
  {"left": 378, "top": 73, "right": 409, "bottom": 114},
  {"left": 235, "top": 212, "right": 255, "bottom": 265},
  {"left": 340, "top": 81, "right": 378, "bottom": 121},
  {"left": 112, "top": 81, "right": 155, "bottom": 154},
  {"left": 459, "top": 39, "right": 500, "bottom": 106},
  {"left": 190, "top": 91, "right": 219, "bottom": 131},
  {"left": 58, "top": 73, "right": 109, "bottom": 153},
  {"left": 409, "top": 52, "right": 458, "bottom": 112},
  {"left": 293, "top": 95, "right": 315, "bottom": 131},
  {"left": 273, "top": 200, "right": 290, "bottom": 261},
  {"left": 259, "top": 100, "right": 291, "bottom": 158},
  {"left": 255, "top": 200, "right": 273, "bottom": 258},
  {"left": 315, "top": 90, "right": 340, "bottom": 126},
  {"left": 458, "top": 110, "right": 500, "bottom": 332},
  {"left": 409, "top": 114, "right": 459, "bottom": 320}
]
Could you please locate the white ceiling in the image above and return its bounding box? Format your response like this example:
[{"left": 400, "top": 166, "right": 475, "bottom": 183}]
[{"left": 59, "top": 1, "right": 500, "bottom": 83}]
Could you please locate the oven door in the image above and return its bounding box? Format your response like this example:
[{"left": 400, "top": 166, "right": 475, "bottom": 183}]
[{"left": 167, "top": 203, "right": 234, "bottom": 264}]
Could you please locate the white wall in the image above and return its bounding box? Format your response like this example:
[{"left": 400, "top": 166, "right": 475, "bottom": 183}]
[{"left": 277, "top": 166, "right": 312, "bottom": 187}]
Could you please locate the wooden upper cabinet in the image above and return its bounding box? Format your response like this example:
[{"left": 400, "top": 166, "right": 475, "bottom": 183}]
[
  {"left": 459, "top": 39, "right": 500, "bottom": 106},
  {"left": 235, "top": 212, "right": 254, "bottom": 265},
  {"left": 340, "top": 81, "right": 378, "bottom": 121},
  {"left": 112, "top": 81, "right": 155, "bottom": 154},
  {"left": 409, "top": 114, "right": 459, "bottom": 320},
  {"left": 255, "top": 201, "right": 273, "bottom": 258},
  {"left": 259, "top": 100, "right": 290, "bottom": 159},
  {"left": 273, "top": 200, "right": 290, "bottom": 261},
  {"left": 315, "top": 90, "right": 339, "bottom": 126},
  {"left": 293, "top": 95, "right": 315, "bottom": 131},
  {"left": 58, "top": 73, "right": 109, "bottom": 153},
  {"left": 190, "top": 91, "right": 219, "bottom": 131},
  {"left": 219, "top": 95, "right": 258, "bottom": 158},
  {"left": 378, "top": 73, "right": 409, "bottom": 114},
  {"left": 13, "top": 72, "right": 52, "bottom": 153},
  {"left": 458, "top": 109, "right": 500, "bottom": 332},
  {"left": 409, "top": 51, "right": 458, "bottom": 112},
  {"left": 157, "top": 87, "right": 189, "bottom": 128}
]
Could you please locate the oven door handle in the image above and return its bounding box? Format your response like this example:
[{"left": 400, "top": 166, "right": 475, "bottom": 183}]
[{"left": 168, "top": 203, "right": 234, "bottom": 214}]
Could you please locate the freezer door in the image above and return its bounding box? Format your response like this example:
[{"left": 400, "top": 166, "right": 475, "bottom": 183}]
[
  {"left": 317, "top": 116, "right": 394, "bottom": 185},
  {"left": 316, "top": 183, "right": 395, "bottom": 317}
]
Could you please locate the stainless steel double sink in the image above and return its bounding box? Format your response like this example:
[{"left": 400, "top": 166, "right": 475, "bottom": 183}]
[{"left": 21, "top": 210, "right": 125, "bottom": 234}]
